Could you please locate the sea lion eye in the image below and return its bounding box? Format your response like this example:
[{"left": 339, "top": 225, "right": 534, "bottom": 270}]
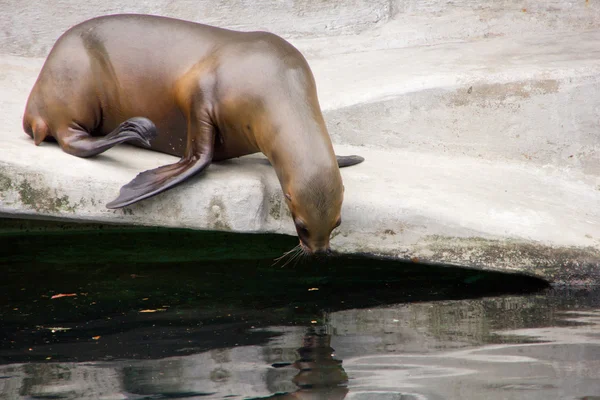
[{"left": 296, "top": 220, "right": 309, "bottom": 236}]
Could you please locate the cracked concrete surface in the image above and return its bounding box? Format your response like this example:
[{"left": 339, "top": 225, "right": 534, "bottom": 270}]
[{"left": 0, "top": 1, "right": 599, "bottom": 283}]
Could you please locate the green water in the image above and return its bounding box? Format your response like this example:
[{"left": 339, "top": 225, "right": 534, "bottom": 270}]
[
  {"left": 2, "top": 218, "right": 600, "bottom": 399},
  {"left": 0, "top": 219, "right": 546, "bottom": 336}
]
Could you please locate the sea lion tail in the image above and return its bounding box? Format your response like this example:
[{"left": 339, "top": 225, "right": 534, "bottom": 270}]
[
  {"left": 23, "top": 116, "right": 50, "bottom": 146},
  {"left": 336, "top": 155, "right": 365, "bottom": 168}
]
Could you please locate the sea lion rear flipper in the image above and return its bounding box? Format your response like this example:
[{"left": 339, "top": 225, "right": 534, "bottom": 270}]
[
  {"left": 336, "top": 155, "right": 365, "bottom": 168},
  {"left": 55, "top": 117, "right": 157, "bottom": 158}
]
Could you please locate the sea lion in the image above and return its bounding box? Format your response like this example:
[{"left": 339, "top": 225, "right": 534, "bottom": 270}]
[{"left": 22, "top": 14, "right": 364, "bottom": 255}]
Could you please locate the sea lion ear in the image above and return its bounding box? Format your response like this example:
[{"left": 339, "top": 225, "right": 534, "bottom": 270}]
[{"left": 285, "top": 193, "right": 292, "bottom": 201}]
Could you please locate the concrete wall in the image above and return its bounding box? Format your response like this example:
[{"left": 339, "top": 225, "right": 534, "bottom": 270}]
[
  {"left": 0, "top": 0, "right": 391, "bottom": 58},
  {"left": 2, "top": 0, "right": 600, "bottom": 58}
]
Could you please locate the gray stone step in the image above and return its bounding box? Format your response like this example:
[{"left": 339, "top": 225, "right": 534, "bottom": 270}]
[{"left": 307, "top": 31, "right": 600, "bottom": 173}]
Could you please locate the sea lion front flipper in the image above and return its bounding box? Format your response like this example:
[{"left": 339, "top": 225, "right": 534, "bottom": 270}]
[
  {"left": 336, "top": 155, "right": 365, "bottom": 168},
  {"left": 105, "top": 157, "right": 209, "bottom": 208},
  {"left": 106, "top": 117, "right": 216, "bottom": 209}
]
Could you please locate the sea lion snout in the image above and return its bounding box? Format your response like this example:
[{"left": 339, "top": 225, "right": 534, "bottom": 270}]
[
  {"left": 313, "top": 247, "right": 332, "bottom": 257},
  {"left": 296, "top": 220, "right": 334, "bottom": 256},
  {"left": 286, "top": 172, "right": 343, "bottom": 258},
  {"left": 299, "top": 237, "right": 331, "bottom": 257}
]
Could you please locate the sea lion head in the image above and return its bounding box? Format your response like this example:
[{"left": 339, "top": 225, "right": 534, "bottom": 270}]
[{"left": 284, "top": 171, "right": 344, "bottom": 256}]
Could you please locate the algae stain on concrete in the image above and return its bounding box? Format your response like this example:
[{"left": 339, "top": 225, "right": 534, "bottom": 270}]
[
  {"left": 120, "top": 207, "right": 134, "bottom": 216},
  {"left": 208, "top": 198, "right": 231, "bottom": 230},
  {"left": 17, "top": 179, "right": 79, "bottom": 213},
  {"left": 412, "top": 235, "right": 600, "bottom": 284},
  {"left": 267, "top": 192, "right": 292, "bottom": 223},
  {"left": 269, "top": 193, "right": 282, "bottom": 220},
  {"left": 0, "top": 171, "right": 13, "bottom": 193},
  {"left": 450, "top": 79, "right": 560, "bottom": 108},
  {"left": 0, "top": 168, "right": 80, "bottom": 213}
]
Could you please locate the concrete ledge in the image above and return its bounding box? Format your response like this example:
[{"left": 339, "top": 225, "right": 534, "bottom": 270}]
[
  {"left": 1, "top": 8, "right": 600, "bottom": 284},
  {"left": 2, "top": 110, "right": 599, "bottom": 284}
]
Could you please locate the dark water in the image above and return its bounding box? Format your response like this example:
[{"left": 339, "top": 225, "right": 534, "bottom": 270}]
[{"left": 1, "top": 220, "right": 599, "bottom": 400}]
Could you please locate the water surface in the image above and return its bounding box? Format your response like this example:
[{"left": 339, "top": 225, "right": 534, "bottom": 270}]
[{"left": 1, "top": 221, "right": 598, "bottom": 399}]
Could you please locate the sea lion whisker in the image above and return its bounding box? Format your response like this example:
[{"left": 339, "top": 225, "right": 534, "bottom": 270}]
[
  {"left": 272, "top": 244, "right": 301, "bottom": 266},
  {"left": 280, "top": 245, "right": 301, "bottom": 259},
  {"left": 279, "top": 246, "right": 304, "bottom": 269},
  {"left": 282, "top": 253, "right": 300, "bottom": 269},
  {"left": 273, "top": 245, "right": 300, "bottom": 262},
  {"left": 282, "top": 248, "right": 302, "bottom": 268},
  {"left": 278, "top": 253, "right": 295, "bottom": 269},
  {"left": 292, "top": 249, "right": 309, "bottom": 268}
]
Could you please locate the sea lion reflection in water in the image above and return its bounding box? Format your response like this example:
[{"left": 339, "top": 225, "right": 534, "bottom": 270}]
[{"left": 22, "top": 14, "right": 364, "bottom": 256}]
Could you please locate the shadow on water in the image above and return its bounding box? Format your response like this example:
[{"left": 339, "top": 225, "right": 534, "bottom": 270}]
[
  {"left": 3, "top": 219, "right": 600, "bottom": 399},
  {"left": 0, "top": 219, "right": 549, "bottom": 362}
]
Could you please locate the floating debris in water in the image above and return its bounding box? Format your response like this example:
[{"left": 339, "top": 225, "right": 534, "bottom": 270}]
[{"left": 50, "top": 293, "right": 77, "bottom": 299}]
